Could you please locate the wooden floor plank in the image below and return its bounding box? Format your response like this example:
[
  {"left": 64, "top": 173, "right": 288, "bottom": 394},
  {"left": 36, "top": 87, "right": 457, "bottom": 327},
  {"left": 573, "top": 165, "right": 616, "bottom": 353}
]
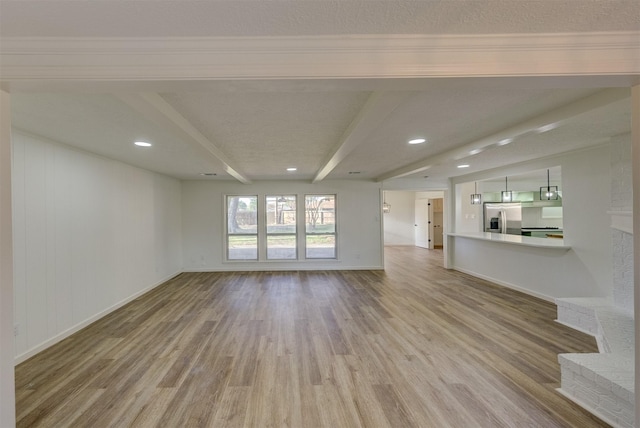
[
  {"left": 372, "top": 383, "right": 416, "bottom": 427},
  {"left": 211, "top": 386, "right": 251, "bottom": 428},
  {"left": 15, "top": 246, "right": 609, "bottom": 427}
]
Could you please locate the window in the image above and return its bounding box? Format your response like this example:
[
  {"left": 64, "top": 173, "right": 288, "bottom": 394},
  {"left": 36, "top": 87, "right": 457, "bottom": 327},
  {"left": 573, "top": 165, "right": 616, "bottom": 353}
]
[
  {"left": 227, "top": 195, "right": 258, "bottom": 260},
  {"left": 266, "top": 195, "right": 297, "bottom": 259},
  {"left": 305, "top": 195, "right": 336, "bottom": 259},
  {"left": 225, "top": 193, "right": 338, "bottom": 262}
]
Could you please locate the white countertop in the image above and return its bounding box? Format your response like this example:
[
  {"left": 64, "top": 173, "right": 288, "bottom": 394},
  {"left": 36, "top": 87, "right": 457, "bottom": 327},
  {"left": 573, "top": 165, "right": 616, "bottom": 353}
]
[{"left": 447, "top": 231, "right": 571, "bottom": 250}]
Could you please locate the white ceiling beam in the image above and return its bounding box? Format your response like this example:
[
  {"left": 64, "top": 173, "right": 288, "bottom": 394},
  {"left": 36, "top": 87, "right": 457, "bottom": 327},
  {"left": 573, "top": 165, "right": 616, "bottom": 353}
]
[
  {"left": 116, "top": 93, "right": 251, "bottom": 184},
  {"left": 313, "top": 91, "right": 411, "bottom": 183},
  {"left": 376, "top": 88, "right": 630, "bottom": 182}
]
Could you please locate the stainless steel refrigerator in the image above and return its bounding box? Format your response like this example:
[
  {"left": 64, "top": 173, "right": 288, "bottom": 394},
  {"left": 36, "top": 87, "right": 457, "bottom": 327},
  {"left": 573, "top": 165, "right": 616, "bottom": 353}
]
[{"left": 483, "top": 202, "right": 522, "bottom": 235}]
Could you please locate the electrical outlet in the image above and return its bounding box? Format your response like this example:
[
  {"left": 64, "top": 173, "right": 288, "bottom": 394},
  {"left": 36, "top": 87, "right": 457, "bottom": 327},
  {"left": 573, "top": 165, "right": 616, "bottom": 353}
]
[{"left": 14, "top": 324, "right": 19, "bottom": 336}]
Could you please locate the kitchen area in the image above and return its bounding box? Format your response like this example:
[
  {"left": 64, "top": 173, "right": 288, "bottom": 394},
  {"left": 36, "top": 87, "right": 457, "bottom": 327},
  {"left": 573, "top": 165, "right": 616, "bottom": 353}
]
[
  {"left": 483, "top": 190, "right": 564, "bottom": 239},
  {"left": 456, "top": 166, "right": 565, "bottom": 241},
  {"left": 446, "top": 164, "right": 584, "bottom": 300}
]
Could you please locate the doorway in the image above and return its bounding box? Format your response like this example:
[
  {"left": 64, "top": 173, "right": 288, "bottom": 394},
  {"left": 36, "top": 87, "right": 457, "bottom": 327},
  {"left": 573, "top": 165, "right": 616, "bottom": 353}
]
[
  {"left": 430, "top": 198, "right": 444, "bottom": 248},
  {"left": 382, "top": 190, "right": 445, "bottom": 250},
  {"left": 414, "top": 198, "right": 431, "bottom": 249},
  {"left": 414, "top": 198, "right": 443, "bottom": 249}
]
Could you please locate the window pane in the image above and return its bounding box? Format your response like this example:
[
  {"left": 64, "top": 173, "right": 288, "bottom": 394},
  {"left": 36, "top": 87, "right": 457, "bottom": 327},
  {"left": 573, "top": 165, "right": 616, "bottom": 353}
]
[
  {"left": 305, "top": 195, "right": 335, "bottom": 234},
  {"left": 267, "top": 235, "right": 297, "bottom": 260},
  {"left": 228, "top": 235, "right": 258, "bottom": 260},
  {"left": 227, "top": 195, "right": 258, "bottom": 261},
  {"left": 305, "top": 195, "right": 336, "bottom": 259},
  {"left": 266, "top": 195, "right": 296, "bottom": 234},
  {"left": 227, "top": 196, "right": 257, "bottom": 234},
  {"left": 306, "top": 235, "right": 336, "bottom": 259},
  {"left": 266, "top": 195, "right": 297, "bottom": 260}
]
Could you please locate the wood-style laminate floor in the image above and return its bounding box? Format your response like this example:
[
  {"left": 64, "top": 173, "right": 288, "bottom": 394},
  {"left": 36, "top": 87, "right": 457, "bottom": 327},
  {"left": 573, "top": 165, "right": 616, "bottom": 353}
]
[{"left": 16, "top": 246, "right": 609, "bottom": 427}]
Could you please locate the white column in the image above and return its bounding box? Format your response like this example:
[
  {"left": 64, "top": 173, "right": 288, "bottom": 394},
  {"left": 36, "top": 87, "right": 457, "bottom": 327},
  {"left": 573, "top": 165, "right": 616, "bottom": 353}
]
[
  {"left": 0, "top": 90, "right": 15, "bottom": 426},
  {"left": 443, "top": 178, "right": 453, "bottom": 269},
  {"left": 632, "top": 84, "right": 639, "bottom": 428}
]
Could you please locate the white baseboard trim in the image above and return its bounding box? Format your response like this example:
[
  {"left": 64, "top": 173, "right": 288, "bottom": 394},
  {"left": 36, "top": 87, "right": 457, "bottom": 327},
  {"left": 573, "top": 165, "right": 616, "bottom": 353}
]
[
  {"left": 452, "top": 266, "right": 555, "bottom": 303},
  {"left": 184, "top": 265, "right": 385, "bottom": 272},
  {"left": 14, "top": 270, "right": 182, "bottom": 365}
]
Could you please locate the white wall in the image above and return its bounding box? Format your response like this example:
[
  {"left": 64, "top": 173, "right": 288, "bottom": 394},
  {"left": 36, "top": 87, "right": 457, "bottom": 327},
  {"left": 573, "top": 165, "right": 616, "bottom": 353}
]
[
  {"left": 455, "top": 182, "right": 483, "bottom": 233},
  {"left": 12, "top": 131, "right": 183, "bottom": 362},
  {"left": 383, "top": 191, "right": 415, "bottom": 245},
  {"left": 610, "top": 133, "right": 634, "bottom": 313},
  {"left": 450, "top": 239, "right": 598, "bottom": 301},
  {"left": 561, "top": 144, "right": 613, "bottom": 295},
  {"left": 0, "top": 90, "right": 15, "bottom": 428},
  {"left": 521, "top": 207, "right": 564, "bottom": 229},
  {"left": 182, "top": 180, "right": 383, "bottom": 270},
  {"left": 450, "top": 144, "right": 613, "bottom": 300}
]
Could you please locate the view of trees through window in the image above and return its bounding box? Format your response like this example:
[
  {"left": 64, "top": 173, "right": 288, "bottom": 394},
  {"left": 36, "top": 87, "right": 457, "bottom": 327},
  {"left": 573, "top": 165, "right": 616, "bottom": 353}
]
[
  {"left": 266, "top": 195, "right": 297, "bottom": 259},
  {"left": 226, "top": 194, "right": 336, "bottom": 260},
  {"left": 227, "top": 195, "right": 258, "bottom": 260},
  {"left": 305, "top": 195, "right": 336, "bottom": 259}
]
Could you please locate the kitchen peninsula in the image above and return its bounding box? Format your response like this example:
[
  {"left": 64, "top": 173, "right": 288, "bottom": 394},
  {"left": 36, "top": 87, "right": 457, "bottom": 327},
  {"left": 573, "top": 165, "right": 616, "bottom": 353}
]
[
  {"left": 446, "top": 230, "right": 585, "bottom": 302},
  {"left": 449, "top": 145, "right": 614, "bottom": 309},
  {"left": 447, "top": 231, "right": 570, "bottom": 249}
]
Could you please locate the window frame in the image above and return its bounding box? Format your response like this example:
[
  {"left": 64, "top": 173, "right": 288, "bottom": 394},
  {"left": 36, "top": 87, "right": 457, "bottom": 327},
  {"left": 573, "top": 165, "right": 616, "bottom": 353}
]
[
  {"left": 304, "top": 194, "right": 337, "bottom": 260},
  {"left": 265, "top": 194, "right": 298, "bottom": 260},
  {"left": 225, "top": 194, "right": 259, "bottom": 261}
]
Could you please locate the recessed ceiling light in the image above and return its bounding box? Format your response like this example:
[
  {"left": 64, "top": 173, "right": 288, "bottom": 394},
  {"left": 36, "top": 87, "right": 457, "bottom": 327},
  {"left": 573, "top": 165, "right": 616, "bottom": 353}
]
[
  {"left": 286, "top": 167, "right": 297, "bottom": 172},
  {"left": 497, "top": 138, "right": 513, "bottom": 146},
  {"left": 134, "top": 141, "right": 152, "bottom": 147},
  {"left": 408, "top": 138, "right": 426, "bottom": 145},
  {"left": 457, "top": 164, "right": 470, "bottom": 168},
  {"left": 469, "top": 148, "right": 483, "bottom": 155}
]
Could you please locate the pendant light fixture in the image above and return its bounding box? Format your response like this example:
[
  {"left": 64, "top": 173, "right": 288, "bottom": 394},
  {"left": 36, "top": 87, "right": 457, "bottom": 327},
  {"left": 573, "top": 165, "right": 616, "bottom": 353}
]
[
  {"left": 540, "top": 169, "right": 559, "bottom": 200},
  {"left": 383, "top": 191, "right": 391, "bottom": 214},
  {"left": 470, "top": 182, "right": 482, "bottom": 205},
  {"left": 501, "top": 176, "right": 512, "bottom": 202}
]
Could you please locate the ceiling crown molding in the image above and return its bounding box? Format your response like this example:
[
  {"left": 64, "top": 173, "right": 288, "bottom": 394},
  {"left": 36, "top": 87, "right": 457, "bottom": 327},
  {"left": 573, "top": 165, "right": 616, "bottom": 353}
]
[{"left": 1, "top": 32, "right": 639, "bottom": 81}]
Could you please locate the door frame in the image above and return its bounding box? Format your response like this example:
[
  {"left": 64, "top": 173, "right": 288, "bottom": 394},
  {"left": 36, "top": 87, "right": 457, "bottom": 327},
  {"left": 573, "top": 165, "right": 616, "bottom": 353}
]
[{"left": 414, "top": 198, "right": 430, "bottom": 249}]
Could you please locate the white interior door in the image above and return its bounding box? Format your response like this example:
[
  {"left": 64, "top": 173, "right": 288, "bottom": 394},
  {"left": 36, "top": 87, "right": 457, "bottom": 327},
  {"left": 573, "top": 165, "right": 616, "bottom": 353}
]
[{"left": 414, "top": 199, "right": 429, "bottom": 248}]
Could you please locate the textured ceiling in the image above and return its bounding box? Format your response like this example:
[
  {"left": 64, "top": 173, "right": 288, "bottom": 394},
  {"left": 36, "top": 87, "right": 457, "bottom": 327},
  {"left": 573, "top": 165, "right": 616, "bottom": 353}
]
[
  {"left": 400, "top": 95, "right": 631, "bottom": 178},
  {"left": 1, "top": 1, "right": 639, "bottom": 37},
  {"left": 2, "top": 0, "right": 638, "bottom": 187},
  {"left": 400, "top": 97, "right": 632, "bottom": 180},
  {"left": 332, "top": 87, "right": 599, "bottom": 179},
  {"left": 10, "top": 94, "right": 219, "bottom": 179},
  {"left": 160, "top": 91, "right": 370, "bottom": 180},
  {"left": 9, "top": 84, "right": 632, "bottom": 183}
]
